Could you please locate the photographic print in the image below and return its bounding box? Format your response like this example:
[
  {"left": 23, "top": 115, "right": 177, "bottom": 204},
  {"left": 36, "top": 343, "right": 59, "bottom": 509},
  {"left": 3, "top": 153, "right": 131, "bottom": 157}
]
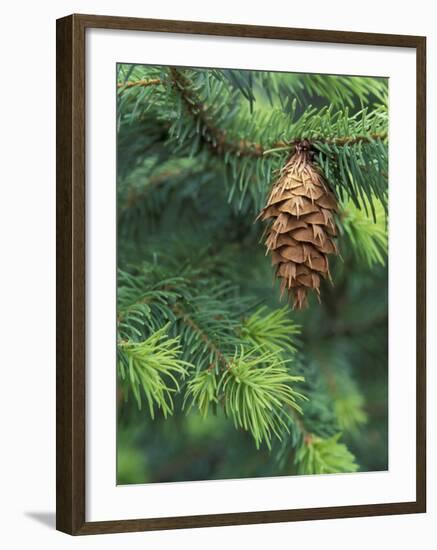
[{"left": 116, "top": 64, "right": 389, "bottom": 485}]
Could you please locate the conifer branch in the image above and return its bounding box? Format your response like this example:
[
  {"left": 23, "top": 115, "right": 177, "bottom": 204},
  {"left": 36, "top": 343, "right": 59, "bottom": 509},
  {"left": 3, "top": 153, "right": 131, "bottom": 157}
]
[
  {"left": 117, "top": 78, "right": 162, "bottom": 90},
  {"left": 326, "top": 132, "right": 387, "bottom": 146},
  {"left": 118, "top": 73, "right": 387, "bottom": 157},
  {"left": 168, "top": 69, "right": 388, "bottom": 158},
  {"left": 172, "top": 303, "right": 230, "bottom": 369},
  {"left": 168, "top": 67, "right": 269, "bottom": 158},
  {"left": 117, "top": 325, "right": 190, "bottom": 418},
  {"left": 262, "top": 133, "right": 387, "bottom": 156},
  {"left": 294, "top": 433, "right": 359, "bottom": 474}
]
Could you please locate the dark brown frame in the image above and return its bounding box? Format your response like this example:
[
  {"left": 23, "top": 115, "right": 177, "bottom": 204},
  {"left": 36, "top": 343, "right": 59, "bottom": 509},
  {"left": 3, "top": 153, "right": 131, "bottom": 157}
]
[{"left": 56, "top": 13, "right": 427, "bottom": 535}]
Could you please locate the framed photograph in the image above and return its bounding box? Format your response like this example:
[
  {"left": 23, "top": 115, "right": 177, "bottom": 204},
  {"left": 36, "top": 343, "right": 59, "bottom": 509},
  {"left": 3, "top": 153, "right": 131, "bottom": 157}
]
[{"left": 56, "top": 14, "right": 426, "bottom": 535}]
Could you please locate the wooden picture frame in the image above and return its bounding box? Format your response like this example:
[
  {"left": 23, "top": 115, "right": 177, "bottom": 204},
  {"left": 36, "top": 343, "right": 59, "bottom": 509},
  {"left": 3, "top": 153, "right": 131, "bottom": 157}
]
[{"left": 56, "top": 13, "right": 426, "bottom": 535}]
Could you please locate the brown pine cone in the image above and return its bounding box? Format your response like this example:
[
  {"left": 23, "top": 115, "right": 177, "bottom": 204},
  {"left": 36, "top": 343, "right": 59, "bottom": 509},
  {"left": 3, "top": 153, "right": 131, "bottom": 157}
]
[{"left": 257, "top": 140, "right": 339, "bottom": 309}]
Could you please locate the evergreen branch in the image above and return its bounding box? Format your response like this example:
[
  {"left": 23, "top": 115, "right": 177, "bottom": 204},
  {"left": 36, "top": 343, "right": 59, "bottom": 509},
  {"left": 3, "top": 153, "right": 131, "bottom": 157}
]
[
  {"left": 168, "top": 67, "right": 268, "bottom": 158},
  {"left": 263, "top": 133, "right": 387, "bottom": 156},
  {"left": 116, "top": 265, "right": 196, "bottom": 339},
  {"left": 117, "top": 75, "right": 388, "bottom": 152},
  {"left": 117, "top": 69, "right": 388, "bottom": 218},
  {"left": 295, "top": 362, "right": 340, "bottom": 439},
  {"left": 240, "top": 306, "right": 300, "bottom": 355},
  {"left": 117, "top": 273, "right": 186, "bottom": 327},
  {"left": 119, "top": 73, "right": 387, "bottom": 155},
  {"left": 214, "top": 69, "right": 388, "bottom": 111},
  {"left": 340, "top": 196, "right": 388, "bottom": 267},
  {"left": 294, "top": 433, "right": 359, "bottom": 474},
  {"left": 172, "top": 303, "right": 230, "bottom": 369},
  {"left": 334, "top": 394, "right": 368, "bottom": 435},
  {"left": 324, "top": 132, "right": 387, "bottom": 146},
  {"left": 117, "top": 258, "right": 253, "bottom": 364},
  {"left": 117, "top": 78, "right": 162, "bottom": 90},
  {"left": 273, "top": 357, "right": 341, "bottom": 470},
  {"left": 183, "top": 369, "right": 219, "bottom": 418},
  {"left": 317, "top": 360, "right": 368, "bottom": 436},
  {"left": 118, "top": 325, "right": 190, "bottom": 418},
  {"left": 316, "top": 137, "right": 388, "bottom": 216},
  {"left": 218, "top": 347, "right": 305, "bottom": 449},
  {"left": 298, "top": 73, "right": 387, "bottom": 109}
]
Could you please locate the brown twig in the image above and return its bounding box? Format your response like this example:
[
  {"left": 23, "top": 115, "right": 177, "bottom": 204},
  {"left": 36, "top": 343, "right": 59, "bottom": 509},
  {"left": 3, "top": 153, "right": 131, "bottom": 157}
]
[
  {"left": 117, "top": 78, "right": 162, "bottom": 90},
  {"left": 325, "top": 132, "right": 387, "bottom": 146}
]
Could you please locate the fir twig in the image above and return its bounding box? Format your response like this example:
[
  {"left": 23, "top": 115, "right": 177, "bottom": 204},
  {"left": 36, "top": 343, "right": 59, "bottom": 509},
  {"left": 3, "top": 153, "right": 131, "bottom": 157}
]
[{"left": 117, "top": 78, "right": 162, "bottom": 90}]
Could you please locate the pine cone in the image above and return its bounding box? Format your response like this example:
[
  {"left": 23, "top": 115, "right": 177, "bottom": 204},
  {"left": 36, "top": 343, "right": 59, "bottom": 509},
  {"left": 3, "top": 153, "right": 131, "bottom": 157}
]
[{"left": 257, "top": 140, "right": 339, "bottom": 309}]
